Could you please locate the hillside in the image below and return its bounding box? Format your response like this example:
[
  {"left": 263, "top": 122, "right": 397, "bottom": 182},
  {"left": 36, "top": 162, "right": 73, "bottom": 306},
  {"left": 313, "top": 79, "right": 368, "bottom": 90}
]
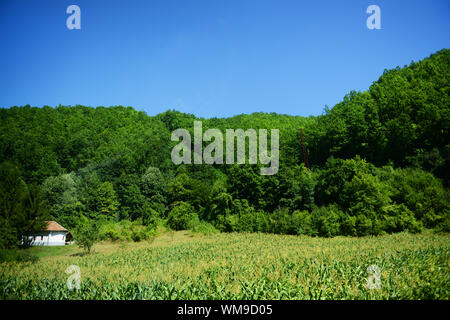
[{"left": 0, "top": 49, "right": 449, "bottom": 249}]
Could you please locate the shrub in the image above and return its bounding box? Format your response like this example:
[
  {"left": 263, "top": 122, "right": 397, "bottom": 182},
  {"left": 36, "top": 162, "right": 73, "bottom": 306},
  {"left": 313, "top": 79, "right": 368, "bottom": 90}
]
[
  {"left": 98, "top": 223, "right": 121, "bottom": 241},
  {"left": 238, "top": 210, "right": 270, "bottom": 233},
  {"left": 213, "top": 199, "right": 267, "bottom": 233},
  {"left": 315, "top": 156, "right": 373, "bottom": 207},
  {"left": 381, "top": 204, "right": 423, "bottom": 234},
  {"left": 316, "top": 157, "right": 392, "bottom": 219},
  {"left": 142, "top": 207, "right": 160, "bottom": 227},
  {"left": 310, "top": 205, "right": 342, "bottom": 237},
  {"left": 293, "top": 210, "right": 313, "bottom": 236},
  {"left": 434, "top": 210, "right": 450, "bottom": 233},
  {"left": 98, "top": 219, "right": 158, "bottom": 242},
  {"left": 266, "top": 165, "right": 316, "bottom": 212},
  {"left": 340, "top": 215, "right": 357, "bottom": 236},
  {"left": 167, "top": 202, "right": 198, "bottom": 231},
  {"left": 381, "top": 167, "right": 449, "bottom": 228},
  {"left": 270, "top": 208, "right": 298, "bottom": 235},
  {"left": 190, "top": 221, "right": 220, "bottom": 235},
  {"left": 344, "top": 172, "right": 391, "bottom": 219},
  {"left": 215, "top": 214, "right": 240, "bottom": 232},
  {"left": 355, "top": 215, "right": 372, "bottom": 236},
  {"left": 131, "top": 229, "right": 145, "bottom": 242}
]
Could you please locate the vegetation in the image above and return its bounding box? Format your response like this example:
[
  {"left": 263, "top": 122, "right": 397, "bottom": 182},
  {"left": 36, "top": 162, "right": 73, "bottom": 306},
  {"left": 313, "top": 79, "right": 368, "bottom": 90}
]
[
  {"left": 0, "top": 49, "right": 449, "bottom": 249},
  {"left": 0, "top": 49, "right": 448, "bottom": 300},
  {"left": 0, "top": 231, "right": 448, "bottom": 299},
  {"left": 0, "top": 249, "right": 39, "bottom": 263},
  {"left": 0, "top": 162, "right": 49, "bottom": 249},
  {"left": 73, "top": 218, "right": 99, "bottom": 253}
]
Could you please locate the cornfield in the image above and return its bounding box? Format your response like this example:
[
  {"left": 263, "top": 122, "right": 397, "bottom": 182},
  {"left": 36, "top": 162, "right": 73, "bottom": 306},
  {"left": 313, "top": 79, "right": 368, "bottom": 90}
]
[{"left": 0, "top": 231, "right": 448, "bottom": 299}]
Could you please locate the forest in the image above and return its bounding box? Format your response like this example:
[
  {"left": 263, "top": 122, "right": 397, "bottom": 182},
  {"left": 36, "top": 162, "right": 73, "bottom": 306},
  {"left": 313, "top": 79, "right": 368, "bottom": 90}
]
[{"left": 0, "top": 49, "right": 449, "bottom": 249}]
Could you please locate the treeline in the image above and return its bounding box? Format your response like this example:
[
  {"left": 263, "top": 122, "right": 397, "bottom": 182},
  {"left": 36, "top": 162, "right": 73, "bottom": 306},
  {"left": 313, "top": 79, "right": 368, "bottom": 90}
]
[{"left": 0, "top": 49, "right": 449, "bottom": 248}]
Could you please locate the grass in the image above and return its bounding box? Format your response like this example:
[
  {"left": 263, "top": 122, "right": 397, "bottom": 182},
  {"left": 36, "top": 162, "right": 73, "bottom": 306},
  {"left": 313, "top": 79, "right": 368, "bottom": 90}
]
[
  {"left": 25, "top": 245, "right": 79, "bottom": 258},
  {"left": 0, "top": 230, "right": 448, "bottom": 299}
]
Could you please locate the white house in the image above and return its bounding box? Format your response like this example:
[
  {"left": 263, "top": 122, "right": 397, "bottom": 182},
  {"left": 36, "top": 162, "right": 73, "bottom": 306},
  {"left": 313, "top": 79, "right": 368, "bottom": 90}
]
[{"left": 23, "top": 221, "right": 73, "bottom": 246}]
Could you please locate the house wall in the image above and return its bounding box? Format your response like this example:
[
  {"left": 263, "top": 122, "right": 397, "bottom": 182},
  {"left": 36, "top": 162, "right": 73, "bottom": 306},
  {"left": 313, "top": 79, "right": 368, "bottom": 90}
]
[
  {"left": 25, "top": 231, "right": 67, "bottom": 246},
  {"left": 48, "top": 231, "right": 66, "bottom": 246}
]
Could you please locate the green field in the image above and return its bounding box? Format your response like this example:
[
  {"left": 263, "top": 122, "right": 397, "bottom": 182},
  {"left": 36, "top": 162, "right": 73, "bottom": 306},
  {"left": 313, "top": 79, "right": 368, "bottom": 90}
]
[{"left": 0, "top": 231, "right": 449, "bottom": 300}]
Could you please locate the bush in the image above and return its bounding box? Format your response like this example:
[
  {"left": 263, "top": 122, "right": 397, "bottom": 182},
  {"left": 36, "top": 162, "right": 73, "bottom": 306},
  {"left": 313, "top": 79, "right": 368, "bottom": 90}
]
[
  {"left": 381, "top": 167, "right": 449, "bottom": 228},
  {"left": 316, "top": 157, "right": 391, "bottom": 219},
  {"left": 315, "top": 156, "right": 373, "bottom": 207},
  {"left": 381, "top": 204, "right": 423, "bottom": 234},
  {"left": 215, "top": 200, "right": 270, "bottom": 233},
  {"left": 268, "top": 208, "right": 317, "bottom": 236},
  {"left": 142, "top": 207, "right": 160, "bottom": 227},
  {"left": 265, "top": 165, "right": 316, "bottom": 212},
  {"left": 354, "top": 215, "right": 373, "bottom": 236},
  {"left": 292, "top": 210, "right": 313, "bottom": 236},
  {"left": 238, "top": 210, "right": 270, "bottom": 233},
  {"left": 310, "top": 206, "right": 342, "bottom": 237},
  {"left": 270, "top": 208, "right": 298, "bottom": 235},
  {"left": 98, "top": 223, "right": 122, "bottom": 241},
  {"left": 341, "top": 215, "right": 357, "bottom": 236},
  {"left": 131, "top": 229, "right": 145, "bottom": 242},
  {"left": 434, "top": 211, "right": 450, "bottom": 233},
  {"left": 190, "top": 221, "right": 220, "bottom": 235},
  {"left": 98, "top": 219, "right": 157, "bottom": 242},
  {"left": 167, "top": 202, "right": 198, "bottom": 231},
  {"left": 344, "top": 172, "right": 391, "bottom": 219},
  {"left": 215, "top": 214, "right": 239, "bottom": 232}
]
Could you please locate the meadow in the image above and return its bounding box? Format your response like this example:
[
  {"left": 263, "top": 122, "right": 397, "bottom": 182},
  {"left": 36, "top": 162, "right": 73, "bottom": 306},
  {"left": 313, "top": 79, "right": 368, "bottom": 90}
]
[{"left": 0, "top": 231, "right": 448, "bottom": 300}]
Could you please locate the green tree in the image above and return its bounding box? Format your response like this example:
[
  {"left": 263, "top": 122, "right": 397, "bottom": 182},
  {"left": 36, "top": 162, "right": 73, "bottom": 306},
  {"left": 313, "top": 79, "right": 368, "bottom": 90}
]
[
  {"left": 167, "top": 201, "right": 198, "bottom": 231},
  {"left": 95, "top": 182, "right": 119, "bottom": 217},
  {"left": 74, "top": 217, "right": 99, "bottom": 253},
  {"left": 167, "top": 173, "right": 210, "bottom": 212},
  {"left": 0, "top": 162, "right": 49, "bottom": 248},
  {"left": 140, "top": 167, "right": 167, "bottom": 200}
]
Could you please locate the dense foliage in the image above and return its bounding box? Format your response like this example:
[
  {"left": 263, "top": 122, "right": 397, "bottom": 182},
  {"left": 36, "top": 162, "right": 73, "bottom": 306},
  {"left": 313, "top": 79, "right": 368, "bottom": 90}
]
[{"left": 0, "top": 49, "right": 449, "bottom": 247}]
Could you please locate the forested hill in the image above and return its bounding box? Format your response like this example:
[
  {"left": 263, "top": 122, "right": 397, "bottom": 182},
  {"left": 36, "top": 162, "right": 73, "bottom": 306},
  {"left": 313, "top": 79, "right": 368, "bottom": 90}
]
[
  {"left": 1, "top": 49, "right": 448, "bottom": 185},
  {"left": 306, "top": 48, "right": 450, "bottom": 177},
  {"left": 0, "top": 105, "right": 313, "bottom": 184},
  {"left": 0, "top": 49, "right": 449, "bottom": 247}
]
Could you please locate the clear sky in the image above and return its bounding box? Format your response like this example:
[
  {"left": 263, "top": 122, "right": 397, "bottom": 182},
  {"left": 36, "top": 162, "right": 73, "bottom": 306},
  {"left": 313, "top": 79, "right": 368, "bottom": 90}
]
[{"left": 0, "top": 0, "right": 449, "bottom": 118}]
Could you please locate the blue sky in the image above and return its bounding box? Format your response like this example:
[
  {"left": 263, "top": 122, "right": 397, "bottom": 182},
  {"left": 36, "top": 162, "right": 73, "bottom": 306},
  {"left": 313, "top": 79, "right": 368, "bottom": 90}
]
[{"left": 0, "top": 0, "right": 449, "bottom": 118}]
